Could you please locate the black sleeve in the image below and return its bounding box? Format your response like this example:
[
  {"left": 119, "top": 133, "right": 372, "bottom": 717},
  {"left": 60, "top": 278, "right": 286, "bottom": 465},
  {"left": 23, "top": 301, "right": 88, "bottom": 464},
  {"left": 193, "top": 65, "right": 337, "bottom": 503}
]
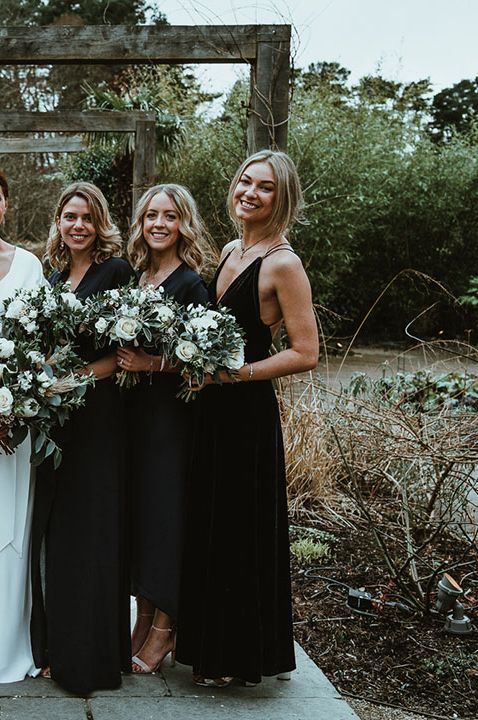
[
  {"left": 111, "top": 258, "right": 137, "bottom": 288},
  {"left": 182, "top": 274, "right": 209, "bottom": 306}
]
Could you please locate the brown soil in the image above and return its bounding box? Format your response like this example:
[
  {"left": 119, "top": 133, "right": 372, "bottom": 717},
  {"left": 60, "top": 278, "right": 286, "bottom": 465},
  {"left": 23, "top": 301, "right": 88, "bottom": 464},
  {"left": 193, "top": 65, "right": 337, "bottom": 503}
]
[{"left": 291, "top": 522, "right": 478, "bottom": 720}]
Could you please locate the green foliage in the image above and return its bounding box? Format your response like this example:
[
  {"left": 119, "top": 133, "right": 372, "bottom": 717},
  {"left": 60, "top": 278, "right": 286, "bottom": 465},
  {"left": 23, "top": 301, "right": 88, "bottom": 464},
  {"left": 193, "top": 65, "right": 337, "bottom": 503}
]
[
  {"left": 289, "top": 525, "right": 334, "bottom": 564},
  {"left": 431, "top": 77, "right": 478, "bottom": 141},
  {"left": 348, "top": 369, "right": 478, "bottom": 413}
]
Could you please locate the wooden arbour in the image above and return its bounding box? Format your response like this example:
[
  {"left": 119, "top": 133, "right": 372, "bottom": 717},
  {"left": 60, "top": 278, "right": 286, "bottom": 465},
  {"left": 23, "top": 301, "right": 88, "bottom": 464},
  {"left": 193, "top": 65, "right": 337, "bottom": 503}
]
[
  {"left": 0, "top": 111, "right": 156, "bottom": 208},
  {"left": 0, "top": 24, "right": 291, "bottom": 151}
]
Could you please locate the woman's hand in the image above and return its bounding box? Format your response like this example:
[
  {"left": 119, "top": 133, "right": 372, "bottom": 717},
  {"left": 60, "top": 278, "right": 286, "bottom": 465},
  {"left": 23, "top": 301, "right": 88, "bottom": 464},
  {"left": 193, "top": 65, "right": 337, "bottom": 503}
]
[
  {"left": 117, "top": 347, "right": 157, "bottom": 373},
  {"left": 181, "top": 372, "right": 215, "bottom": 393}
]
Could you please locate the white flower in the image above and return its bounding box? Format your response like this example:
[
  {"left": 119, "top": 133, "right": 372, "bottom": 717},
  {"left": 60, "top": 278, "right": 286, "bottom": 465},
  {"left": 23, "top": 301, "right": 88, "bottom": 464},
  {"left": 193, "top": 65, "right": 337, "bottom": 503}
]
[
  {"left": 60, "top": 292, "right": 83, "bottom": 311},
  {"left": 24, "top": 321, "right": 37, "bottom": 334},
  {"left": 109, "top": 289, "right": 120, "bottom": 301},
  {"left": 114, "top": 317, "right": 141, "bottom": 342},
  {"left": 28, "top": 309, "right": 38, "bottom": 319},
  {"left": 37, "top": 371, "right": 55, "bottom": 388},
  {"left": 175, "top": 340, "right": 199, "bottom": 363},
  {"left": 154, "top": 304, "right": 175, "bottom": 323},
  {"left": 95, "top": 317, "right": 108, "bottom": 334},
  {"left": 224, "top": 346, "right": 245, "bottom": 371},
  {"left": 18, "top": 371, "right": 33, "bottom": 391},
  {"left": 5, "top": 298, "right": 27, "bottom": 319},
  {"left": 18, "top": 398, "right": 39, "bottom": 417},
  {"left": 0, "top": 387, "right": 14, "bottom": 415},
  {"left": 0, "top": 338, "right": 15, "bottom": 359},
  {"left": 27, "top": 350, "right": 44, "bottom": 365}
]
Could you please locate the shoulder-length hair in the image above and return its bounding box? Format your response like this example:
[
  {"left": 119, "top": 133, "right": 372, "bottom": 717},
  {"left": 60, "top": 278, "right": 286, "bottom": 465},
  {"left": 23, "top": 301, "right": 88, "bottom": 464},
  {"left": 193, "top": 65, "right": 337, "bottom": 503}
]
[
  {"left": 47, "top": 182, "right": 123, "bottom": 271},
  {"left": 0, "top": 170, "right": 9, "bottom": 201},
  {"left": 227, "top": 150, "right": 304, "bottom": 240},
  {"left": 127, "top": 183, "right": 216, "bottom": 274}
]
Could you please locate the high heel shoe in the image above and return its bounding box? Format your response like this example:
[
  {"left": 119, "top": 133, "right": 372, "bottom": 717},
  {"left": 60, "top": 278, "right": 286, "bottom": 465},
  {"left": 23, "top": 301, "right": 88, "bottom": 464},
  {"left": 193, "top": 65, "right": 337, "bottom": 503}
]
[{"left": 132, "top": 626, "right": 176, "bottom": 674}]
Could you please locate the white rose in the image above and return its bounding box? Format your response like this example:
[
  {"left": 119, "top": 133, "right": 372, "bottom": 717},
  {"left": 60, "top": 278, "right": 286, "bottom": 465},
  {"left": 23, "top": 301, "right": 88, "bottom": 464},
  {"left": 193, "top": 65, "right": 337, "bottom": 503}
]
[
  {"left": 175, "top": 340, "right": 199, "bottom": 363},
  {"left": 114, "top": 317, "right": 140, "bottom": 342},
  {"left": 18, "top": 398, "right": 39, "bottom": 417},
  {"left": 154, "top": 304, "right": 175, "bottom": 323},
  {"left": 0, "top": 387, "right": 14, "bottom": 415},
  {"left": 95, "top": 317, "right": 108, "bottom": 334},
  {"left": 189, "top": 316, "right": 218, "bottom": 331},
  {"left": 5, "top": 298, "right": 27, "bottom": 319},
  {"left": 60, "top": 292, "right": 83, "bottom": 311},
  {"left": 109, "top": 289, "right": 120, "bottom": 301},
  {"left": 224, "top": 346, "right": 245, "bottom": 371},
  {"left": 0, "top": 338, "right": 15, "bottom": 359}
]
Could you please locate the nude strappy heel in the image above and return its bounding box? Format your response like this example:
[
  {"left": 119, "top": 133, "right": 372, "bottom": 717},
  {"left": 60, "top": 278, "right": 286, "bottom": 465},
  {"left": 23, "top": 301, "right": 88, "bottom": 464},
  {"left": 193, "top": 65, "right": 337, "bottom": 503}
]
[{"left": 132, "top": 625, "right": 176, "bottom": 674}]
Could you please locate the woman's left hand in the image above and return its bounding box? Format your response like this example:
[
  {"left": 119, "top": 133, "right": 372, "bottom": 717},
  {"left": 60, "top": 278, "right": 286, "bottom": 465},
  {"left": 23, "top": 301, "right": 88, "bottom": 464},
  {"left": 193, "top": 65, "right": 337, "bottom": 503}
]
[{"left": 117, "top": 347, "right": 153, "bottom": 373}]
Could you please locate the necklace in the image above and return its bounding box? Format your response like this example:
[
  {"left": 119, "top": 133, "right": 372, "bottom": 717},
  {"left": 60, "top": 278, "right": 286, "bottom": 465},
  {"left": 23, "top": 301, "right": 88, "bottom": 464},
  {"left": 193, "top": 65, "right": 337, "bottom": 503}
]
[{"left": 239, "top": 237, "right": 266, "bottom": 259}]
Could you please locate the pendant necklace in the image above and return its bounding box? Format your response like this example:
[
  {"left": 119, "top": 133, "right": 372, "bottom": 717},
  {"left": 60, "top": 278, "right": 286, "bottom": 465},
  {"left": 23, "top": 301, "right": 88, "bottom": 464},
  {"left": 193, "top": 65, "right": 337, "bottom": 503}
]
[{"left": 239, "top": 237, "right": 265, "bottom": 259}]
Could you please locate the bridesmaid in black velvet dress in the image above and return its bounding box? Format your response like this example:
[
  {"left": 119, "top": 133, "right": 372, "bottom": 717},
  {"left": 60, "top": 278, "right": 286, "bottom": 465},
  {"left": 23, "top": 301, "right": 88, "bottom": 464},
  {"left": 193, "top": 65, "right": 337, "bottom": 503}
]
[
  {"left": 116, "top": 184, "right": 212, "bottom": 674},
  {"left": 176, "top": 150, "right": 319, "bottom": 686},
  {"left": 31, "top": 182, "right": 135, "bottom": 695}
]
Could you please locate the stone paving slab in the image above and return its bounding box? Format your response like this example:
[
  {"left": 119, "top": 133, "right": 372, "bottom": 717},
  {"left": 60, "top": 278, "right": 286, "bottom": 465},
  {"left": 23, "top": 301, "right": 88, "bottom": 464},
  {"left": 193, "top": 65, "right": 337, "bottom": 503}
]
[
  {"left": 0, "top": 697, "right": 87, "bottom": 720},
  {"left": 90, "top": 695, "right": 359, "bottom": 720},
  {"left": 0, "top": 642, "right": 360, "bottom": 720}
]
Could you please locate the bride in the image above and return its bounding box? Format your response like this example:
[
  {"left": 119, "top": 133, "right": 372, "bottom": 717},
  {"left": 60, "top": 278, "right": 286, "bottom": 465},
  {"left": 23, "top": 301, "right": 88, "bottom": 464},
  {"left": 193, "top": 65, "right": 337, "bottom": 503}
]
[{"left": 0, "top": 171, "right": 44, "bottom": 683}]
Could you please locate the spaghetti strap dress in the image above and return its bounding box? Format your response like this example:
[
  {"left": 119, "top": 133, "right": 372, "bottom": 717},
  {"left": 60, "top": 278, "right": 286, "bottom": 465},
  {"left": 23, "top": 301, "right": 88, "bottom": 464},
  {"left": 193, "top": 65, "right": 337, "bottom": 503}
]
[{"left": 176, "top": 246, "right": 296, "bottom": 684}]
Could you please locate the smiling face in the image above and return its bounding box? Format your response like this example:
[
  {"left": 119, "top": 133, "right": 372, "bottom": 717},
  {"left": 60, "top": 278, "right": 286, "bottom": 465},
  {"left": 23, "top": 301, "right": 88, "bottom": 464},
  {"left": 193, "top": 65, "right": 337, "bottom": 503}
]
[
  {"left": 57, "top": 195, "right": 97, "bottom": 257},
  {"left": 142, "top": 191, "right": 181, "bottom": 258},
  {"left": 232, "top": 161, "right": 276, "bottom": 227}
]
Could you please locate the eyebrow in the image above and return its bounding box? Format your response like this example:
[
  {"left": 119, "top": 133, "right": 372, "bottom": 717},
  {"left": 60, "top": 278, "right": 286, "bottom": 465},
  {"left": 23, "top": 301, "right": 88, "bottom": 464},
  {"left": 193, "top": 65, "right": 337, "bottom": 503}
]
[{"left": 242, "top": 173, "right": 275, "bottom": 185}]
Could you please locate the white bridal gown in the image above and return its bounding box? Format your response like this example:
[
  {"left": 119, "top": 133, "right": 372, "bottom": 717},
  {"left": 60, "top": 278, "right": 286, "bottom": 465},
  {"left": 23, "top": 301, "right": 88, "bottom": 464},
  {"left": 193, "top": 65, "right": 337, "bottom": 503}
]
[{"left": 0, "top": 246, "right": 44, "bottom": 683}]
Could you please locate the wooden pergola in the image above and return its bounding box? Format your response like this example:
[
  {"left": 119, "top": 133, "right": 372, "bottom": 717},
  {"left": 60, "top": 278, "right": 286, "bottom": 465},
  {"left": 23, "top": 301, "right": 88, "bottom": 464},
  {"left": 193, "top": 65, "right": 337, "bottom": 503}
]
[{"left": 0, "top": 24, "right": 291, "bottom": 210}]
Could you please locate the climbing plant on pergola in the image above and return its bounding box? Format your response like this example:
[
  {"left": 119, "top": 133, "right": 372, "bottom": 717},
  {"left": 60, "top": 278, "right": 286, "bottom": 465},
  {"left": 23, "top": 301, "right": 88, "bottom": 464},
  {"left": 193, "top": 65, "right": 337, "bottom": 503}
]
[{"left": 0, "top": 25, "right": 290, "bottom": 204}]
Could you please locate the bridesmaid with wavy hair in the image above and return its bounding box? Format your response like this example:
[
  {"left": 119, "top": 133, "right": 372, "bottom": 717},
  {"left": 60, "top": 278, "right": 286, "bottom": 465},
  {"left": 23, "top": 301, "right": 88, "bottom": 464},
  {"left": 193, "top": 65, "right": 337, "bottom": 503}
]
[
  {"left": 31, "top": 182, "right": 135, "bottom": 695},
  {"left": 117, "top": 184, "right": 211, "bottom": 674},
  {"left": 176, "top": 150, "right": 319, "bottom": 687}
]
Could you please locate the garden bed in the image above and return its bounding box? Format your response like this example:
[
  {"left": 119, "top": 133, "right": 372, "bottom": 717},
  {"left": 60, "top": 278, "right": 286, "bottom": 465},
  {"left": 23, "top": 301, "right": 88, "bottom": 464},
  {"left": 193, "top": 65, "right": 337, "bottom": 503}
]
[{"left": 291, "top": 521, "right": 478, "bottom": 719}]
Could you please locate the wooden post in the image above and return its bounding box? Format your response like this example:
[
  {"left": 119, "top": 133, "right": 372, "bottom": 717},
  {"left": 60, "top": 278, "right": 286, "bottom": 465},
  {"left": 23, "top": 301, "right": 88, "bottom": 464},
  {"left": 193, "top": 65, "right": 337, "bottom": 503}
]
[
  {"left": 248, "top": 28, "right": 291, "bottom": 152},
  {"left": 132, "top": 119, "right": 156, "bottom": 212}
]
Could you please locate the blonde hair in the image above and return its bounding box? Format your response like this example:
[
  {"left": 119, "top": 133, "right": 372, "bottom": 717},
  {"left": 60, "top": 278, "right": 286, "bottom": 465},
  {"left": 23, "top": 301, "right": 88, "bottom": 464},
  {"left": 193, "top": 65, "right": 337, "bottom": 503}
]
[
  {"left": 127, "top": 184, "right": 216, "bottom": 274},
  {"left": 227, "top": 150, "right": 304, "bottom": 240},
  {"left": 47, "top": 182, "right": 122, "bottom": 271}
]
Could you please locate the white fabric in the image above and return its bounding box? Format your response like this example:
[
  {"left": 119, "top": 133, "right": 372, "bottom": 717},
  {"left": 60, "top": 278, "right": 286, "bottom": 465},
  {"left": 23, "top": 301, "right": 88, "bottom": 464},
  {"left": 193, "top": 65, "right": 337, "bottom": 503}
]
[{"left": 0, "top": 246, "right": 45, "bottom": 683}]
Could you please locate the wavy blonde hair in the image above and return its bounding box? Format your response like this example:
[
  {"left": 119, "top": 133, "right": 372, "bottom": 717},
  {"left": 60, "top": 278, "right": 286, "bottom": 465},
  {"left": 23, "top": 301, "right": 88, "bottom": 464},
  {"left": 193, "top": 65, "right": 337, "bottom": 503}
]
[
  {"left": 227, "top": 150, "right": 304, "bottom": 241},
  {"left": 47, "top": 182, "right": 123, "bottom": 271},
  {"left": 128, "top": 184, "right": 216, "bottom": 274}
]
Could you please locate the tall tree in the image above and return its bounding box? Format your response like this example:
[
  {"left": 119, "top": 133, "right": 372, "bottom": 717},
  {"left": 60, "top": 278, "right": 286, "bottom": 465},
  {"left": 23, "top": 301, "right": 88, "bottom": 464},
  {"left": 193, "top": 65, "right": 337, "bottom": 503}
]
[{"left": 431, "top": 78, "right": 478, "bottom": 141}]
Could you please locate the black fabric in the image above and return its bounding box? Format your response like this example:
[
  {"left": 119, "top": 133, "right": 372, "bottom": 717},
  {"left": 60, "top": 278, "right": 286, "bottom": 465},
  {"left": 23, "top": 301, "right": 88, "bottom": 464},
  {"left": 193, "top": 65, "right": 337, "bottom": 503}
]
[
  {"left": 31, "top": 257, "right": 136, "bottom": 695},
  {"left": 176, "top": 253, "right": 296, "bottom": 684},
  {"left": 129, "top": 263, "right": 208, "bottom": 620}
]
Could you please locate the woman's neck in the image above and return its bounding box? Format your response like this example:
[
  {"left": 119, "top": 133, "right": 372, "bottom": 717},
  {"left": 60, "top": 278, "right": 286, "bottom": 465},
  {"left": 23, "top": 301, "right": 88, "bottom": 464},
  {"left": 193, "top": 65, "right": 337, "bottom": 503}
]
[{"left": 148, "top": 248, "right": 181, "bottom": 274}]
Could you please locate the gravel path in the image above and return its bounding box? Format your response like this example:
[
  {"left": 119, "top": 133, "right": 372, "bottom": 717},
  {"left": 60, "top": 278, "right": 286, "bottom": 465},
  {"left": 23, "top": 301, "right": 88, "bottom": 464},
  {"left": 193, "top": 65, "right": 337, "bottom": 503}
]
[{"left": 349, "top": 698, "right": 437, "bottom": 720}]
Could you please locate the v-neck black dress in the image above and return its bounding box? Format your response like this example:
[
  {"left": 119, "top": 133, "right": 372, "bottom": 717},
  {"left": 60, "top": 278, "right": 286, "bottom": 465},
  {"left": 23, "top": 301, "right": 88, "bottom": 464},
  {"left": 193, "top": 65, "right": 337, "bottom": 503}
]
[
  {"left": 31, "top": 257, "right": 136, "bottom": 695},
  {"left": 128, "top": 263, "right": 208, "bottom": 620},
  {"left": 176, "top": 251, "right": 296, "bottom": 684}
]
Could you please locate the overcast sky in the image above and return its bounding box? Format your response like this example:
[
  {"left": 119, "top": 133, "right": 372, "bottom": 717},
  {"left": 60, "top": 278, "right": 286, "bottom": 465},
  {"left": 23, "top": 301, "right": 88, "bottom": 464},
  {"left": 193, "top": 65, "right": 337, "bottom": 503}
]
[{"left": 156, "top": 0, "right": 477, "bottom": 96}]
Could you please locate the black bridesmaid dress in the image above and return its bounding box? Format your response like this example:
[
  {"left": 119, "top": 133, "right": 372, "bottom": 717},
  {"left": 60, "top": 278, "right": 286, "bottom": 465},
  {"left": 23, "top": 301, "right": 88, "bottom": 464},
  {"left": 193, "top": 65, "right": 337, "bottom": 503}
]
[
  {"left": 176, "top": 248, "right": 296, "bottom": 684},
  {"left": 31, "top": 257, "right": 136, "bottom": 695},
  {"left": 129, "top": 263, "right": 208, "bottom": 620}
]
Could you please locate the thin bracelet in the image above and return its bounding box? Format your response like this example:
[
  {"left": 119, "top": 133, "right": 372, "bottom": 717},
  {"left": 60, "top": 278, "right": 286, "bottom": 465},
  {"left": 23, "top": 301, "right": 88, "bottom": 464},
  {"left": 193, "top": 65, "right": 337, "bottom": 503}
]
[
  {"left": 148, "top": 355, "right": 154, "bottom": 385},
  {"left": 248, "top": 363, "right": 254, "bottom": 381}
]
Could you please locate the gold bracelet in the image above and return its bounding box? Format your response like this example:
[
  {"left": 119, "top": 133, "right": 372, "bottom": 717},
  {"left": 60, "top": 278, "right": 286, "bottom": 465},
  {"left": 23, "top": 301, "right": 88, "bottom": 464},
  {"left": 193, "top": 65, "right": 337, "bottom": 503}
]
[{"left": 248, "top": 363, "right": 254, "bottom": 381}]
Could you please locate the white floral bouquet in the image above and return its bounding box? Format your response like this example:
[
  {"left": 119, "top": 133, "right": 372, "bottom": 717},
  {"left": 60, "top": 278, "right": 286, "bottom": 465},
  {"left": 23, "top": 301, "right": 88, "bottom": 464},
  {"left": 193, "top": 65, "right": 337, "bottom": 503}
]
[
  {"left": 81, "top": 282, "right": 181, "bottom": 388},
  {"left": 0, "top": 337, "right": 93, "bottom": 467},
  {"left": 172, "top": 304, "right": 245, "bottom": 402},
  {"left": 0, "top": 282, "right": 85, "bottom": 353}
]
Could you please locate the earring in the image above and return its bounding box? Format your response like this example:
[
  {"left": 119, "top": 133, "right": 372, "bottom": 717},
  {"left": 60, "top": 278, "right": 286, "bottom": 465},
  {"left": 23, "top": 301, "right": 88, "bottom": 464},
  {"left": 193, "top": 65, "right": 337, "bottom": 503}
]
[{"left": 60, "top": 240, "right": 65, "bottom": 250}]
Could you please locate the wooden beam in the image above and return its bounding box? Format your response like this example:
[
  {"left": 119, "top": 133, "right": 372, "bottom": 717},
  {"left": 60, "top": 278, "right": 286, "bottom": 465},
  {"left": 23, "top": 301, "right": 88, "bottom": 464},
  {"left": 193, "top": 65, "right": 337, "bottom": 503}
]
[
  {"left": 0, "top": 25, "right": 289, "bottom": 64},
  {"left": 132, "top": 120, "right": 156, "bottom": 211},
  {"left": 0, "top": 136, "right": 86, "bottom": 153},
  {"left": 0, "top": 111, "right": 156, "bottom": 133},
  {"left": 248, "top": 32, "right": 291, "bottom": 151}
]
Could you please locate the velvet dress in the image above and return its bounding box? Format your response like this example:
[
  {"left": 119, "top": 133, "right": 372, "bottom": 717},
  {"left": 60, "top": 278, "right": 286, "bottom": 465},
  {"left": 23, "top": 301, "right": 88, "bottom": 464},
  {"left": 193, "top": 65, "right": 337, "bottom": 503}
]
[
  {"left": 31, "top": 257, "right": 136, "bottom": 695},
  {"left": 176, "top": 248, "right": 296, "bottom": 684},
  {"left": 129, "top": 263, "right": 208, "bottom": 620}
]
